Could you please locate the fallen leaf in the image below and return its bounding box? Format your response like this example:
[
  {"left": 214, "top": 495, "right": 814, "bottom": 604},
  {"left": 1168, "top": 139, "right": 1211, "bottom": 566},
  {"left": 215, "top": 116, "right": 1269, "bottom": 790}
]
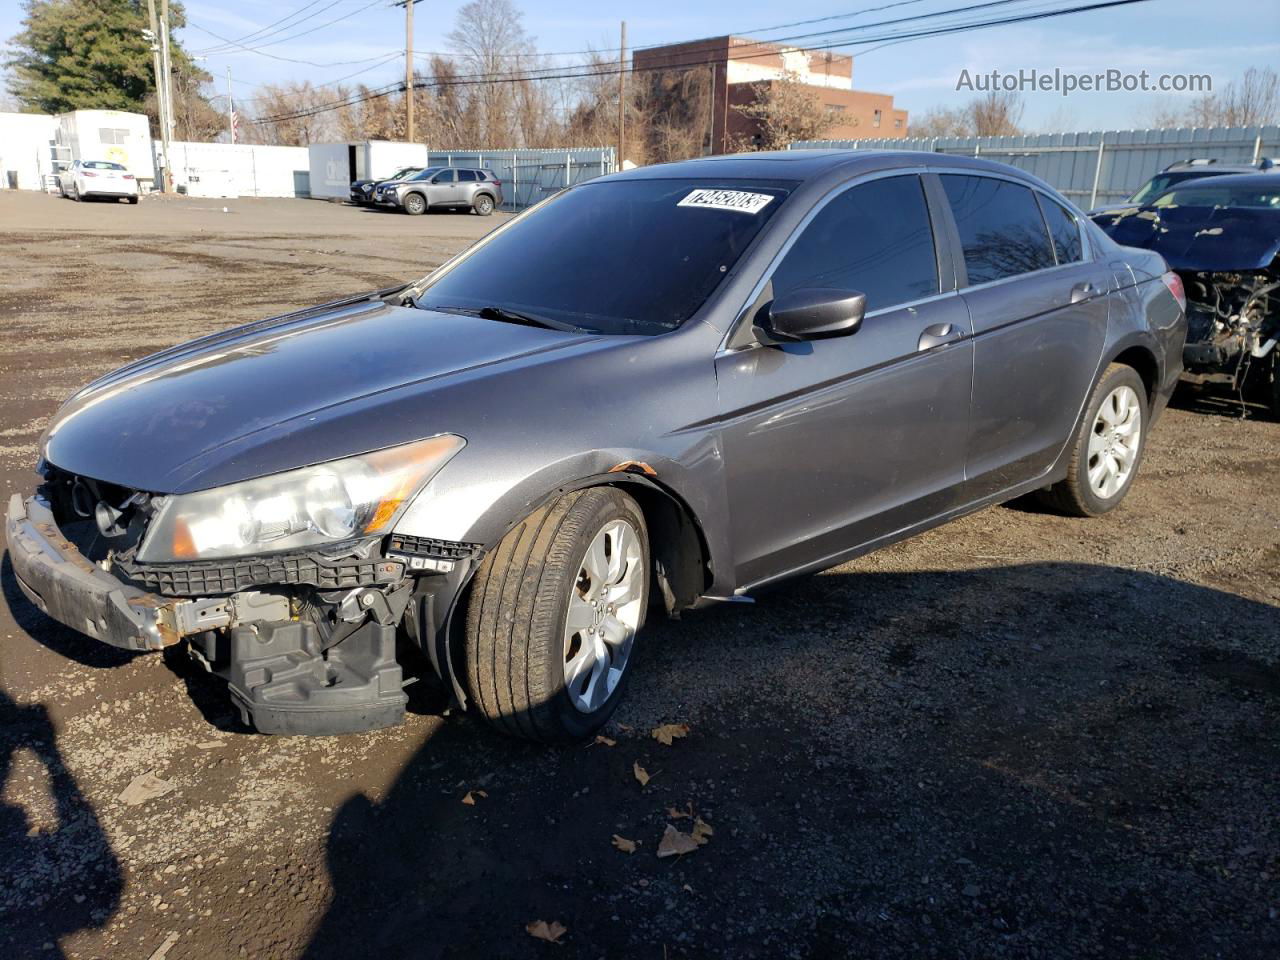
[
  {"left": 461, "top": 789, "right": 488, "bottom": 806},
  {"left": 526, "top": 920, "right": 567, "bottom": 944},
  {"left": 119, "top": 771, "right": 175, "bottom": 807},
  {"left": 657, "top": 824, "right": 700, "bottom": 858},
  {"left": 633, "top": 761, "right": 651, "bottom": 786},
  {"left": 592, "top": 735, "right": 616, "bottom": 747},
  {"left": 666, "top": 803, "right": 693, "bottom": 820},
  {"left": 612, "top": 834, "right": 638, "bottom": 854},
  {"left": 651, "top": 723, "right": 690, "bottom": 746},
  {"left": 691, "top": 818, "right": 714, "bottom": 846}
]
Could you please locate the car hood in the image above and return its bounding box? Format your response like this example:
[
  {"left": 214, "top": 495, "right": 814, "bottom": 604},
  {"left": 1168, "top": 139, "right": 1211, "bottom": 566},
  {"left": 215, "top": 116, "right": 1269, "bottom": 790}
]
[
  {"left": 1091, "top": 203, "right": 1280, "bottom": 272},
  {"left": 42, "top": 298, "right": 602, "bottom": 494}
]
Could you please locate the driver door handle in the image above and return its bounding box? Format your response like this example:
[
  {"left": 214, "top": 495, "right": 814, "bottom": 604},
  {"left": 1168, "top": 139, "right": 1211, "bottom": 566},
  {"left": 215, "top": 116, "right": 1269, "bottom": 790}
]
[
  {"left": 917, "top": 322, "right": 965, "bottom": 351},
  {"left": 1070, "top": 281, "right": 1099, "bottom": 303}
]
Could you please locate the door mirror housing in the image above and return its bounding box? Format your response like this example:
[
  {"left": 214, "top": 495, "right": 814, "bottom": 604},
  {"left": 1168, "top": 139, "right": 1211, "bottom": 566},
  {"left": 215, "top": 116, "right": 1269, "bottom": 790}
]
[{"left": 761, "top": 288, "right": 867, "bottom": 342}]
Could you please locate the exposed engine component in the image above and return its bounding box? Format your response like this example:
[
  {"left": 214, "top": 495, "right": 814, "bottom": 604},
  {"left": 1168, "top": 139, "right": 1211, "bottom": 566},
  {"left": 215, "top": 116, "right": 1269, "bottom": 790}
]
[{"left": 1182, "top": 272, "right": 1278, "bottom": 370}]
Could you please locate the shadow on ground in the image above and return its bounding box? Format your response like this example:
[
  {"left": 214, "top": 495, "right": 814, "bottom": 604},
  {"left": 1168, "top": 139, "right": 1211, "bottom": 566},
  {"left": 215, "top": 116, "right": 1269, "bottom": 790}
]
[{"left": 302, "top": 562, "right": 1280, "bottom": 960}]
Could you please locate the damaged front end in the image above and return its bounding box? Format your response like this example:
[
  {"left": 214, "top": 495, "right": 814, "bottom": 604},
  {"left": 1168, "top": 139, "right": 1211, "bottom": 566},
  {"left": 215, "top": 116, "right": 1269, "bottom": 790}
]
[
  {"left": 6, "top": 457, "right": 479, "bottom": 735},
  {"left": 1180, "top": 268, "right": 1280, "bottom": 411}
]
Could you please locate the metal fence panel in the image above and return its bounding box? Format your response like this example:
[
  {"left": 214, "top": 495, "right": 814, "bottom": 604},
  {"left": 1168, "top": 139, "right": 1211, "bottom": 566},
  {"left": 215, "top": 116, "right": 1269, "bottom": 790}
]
[
  {"left": 790, "top": 126, "right": 1280, "bottom": 207},
  {"left": 425, "top": 147, "right": 616, "bottom": 209}
]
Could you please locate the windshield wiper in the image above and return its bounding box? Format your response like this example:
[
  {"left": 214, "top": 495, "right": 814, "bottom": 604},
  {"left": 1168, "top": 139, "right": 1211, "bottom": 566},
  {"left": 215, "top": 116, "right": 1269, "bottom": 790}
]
[{"left": 417, "top": 300, "right": 589, "bottom": 333}]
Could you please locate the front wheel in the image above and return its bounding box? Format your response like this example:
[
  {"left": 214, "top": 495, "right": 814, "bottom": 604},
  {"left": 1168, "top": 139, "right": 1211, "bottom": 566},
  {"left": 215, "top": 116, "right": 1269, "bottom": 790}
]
[
  {"left": 1037, "top": 363, "right": 1148, "bottom": 517},
  {"left": 463, "top": 487, "right": 648, "bottom": 742},
  {"left": 402, "top": 192, "right": 426, "bottom": 215}
]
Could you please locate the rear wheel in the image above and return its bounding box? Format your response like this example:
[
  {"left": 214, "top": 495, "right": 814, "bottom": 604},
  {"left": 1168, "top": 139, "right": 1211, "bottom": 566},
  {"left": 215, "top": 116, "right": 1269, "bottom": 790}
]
[
  {"left": 1037, "top": 363, "right": 1148, "bottom": 517},
  {"left": 127, "top": 195, "right": 139, "bottom": 205},
  {"left": 472, "top": 193, "right": 495, "bottom": 216},
  {"left": 463, "top": 487, "right": 648, "bottom": 742},
  {"left": 403, "top": 192, "right": 426, "bottom": 215}
]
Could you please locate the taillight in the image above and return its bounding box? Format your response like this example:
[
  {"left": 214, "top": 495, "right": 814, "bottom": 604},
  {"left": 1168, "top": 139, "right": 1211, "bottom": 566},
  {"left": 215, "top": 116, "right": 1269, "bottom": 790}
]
[
  {"left": 123, "top": 174, "right": 134, "bottom": 180},
  {"left": 1161, "top": 270, "right": 1186, "bottom": 312},
  {"left": 82, "top": 171, "right": 97, "bottom": 177}
]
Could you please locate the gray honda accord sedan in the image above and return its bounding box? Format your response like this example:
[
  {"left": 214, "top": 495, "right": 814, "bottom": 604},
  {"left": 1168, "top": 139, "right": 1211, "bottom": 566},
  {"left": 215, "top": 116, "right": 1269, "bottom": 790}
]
[{"left": 6, "top": 151, "right": 1186, "bottom": 741}]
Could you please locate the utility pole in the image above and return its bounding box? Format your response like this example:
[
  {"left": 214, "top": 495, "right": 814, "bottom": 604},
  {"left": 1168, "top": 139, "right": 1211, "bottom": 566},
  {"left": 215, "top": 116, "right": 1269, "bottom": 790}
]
[
  {"left": 398, "top": 0, "right": 420, "bottom": 143},
  {"left": 617, "top": 21, "right": 627, "bottom": 170},
  {"left": 227, "top": 66, "right": 235, "bottom": 144},
  {"left": 145, "top": 0, "right": 171, "bottom": 192},
  {"left": 159, "top": 0, "right": 175, "bottom": 191}
]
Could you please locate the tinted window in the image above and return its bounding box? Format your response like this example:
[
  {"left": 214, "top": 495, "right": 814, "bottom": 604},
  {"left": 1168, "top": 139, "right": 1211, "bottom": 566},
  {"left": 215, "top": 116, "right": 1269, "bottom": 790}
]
[
  {"left": 458, "top": 169, "right": 477, "bottom": 182},
  {"left": 83, "top": 160, "right": 126, "bottom": 170},
  {"left": 433, "top": 169, "right": 455, "bottom": 183},
  {"left": 941, "top": 175, "right": 1056, "bottom": 285},
  {"left": 417, "top": 179, "right": 792, "bottom": 335},
  {"left": 1038, "top": 196, "right": 1083, "bottom": 263},
  {"left": 411, "top": 167, "right": 442, "bottom": 181},
  {"left": 770, "top": 175, "right": 938, "bottom": 313}
]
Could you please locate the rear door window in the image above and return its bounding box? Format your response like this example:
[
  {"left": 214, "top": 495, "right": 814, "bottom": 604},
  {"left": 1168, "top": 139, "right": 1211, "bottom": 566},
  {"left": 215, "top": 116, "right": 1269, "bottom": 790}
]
[
  {"left": 940, "top": 175, "right": 1056, "bottom": 285},
  {"left": 1037, "top": 195, "right": 1084, "bottom": 264},
  {"left": 458, "top": 169, "right": 477, "bottom": 182},
  {"left": 770, "top": 174, "right": 939, "bottom": 313}
]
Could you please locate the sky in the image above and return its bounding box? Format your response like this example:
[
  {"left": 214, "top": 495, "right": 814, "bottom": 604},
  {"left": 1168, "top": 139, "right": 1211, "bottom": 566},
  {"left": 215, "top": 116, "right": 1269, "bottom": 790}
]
[{"left": 3, "top": 0, "right": 1278, "bottom": 132}]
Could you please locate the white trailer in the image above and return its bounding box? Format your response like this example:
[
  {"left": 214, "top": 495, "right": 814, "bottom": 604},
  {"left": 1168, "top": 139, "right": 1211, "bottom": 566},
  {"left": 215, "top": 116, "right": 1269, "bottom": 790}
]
[
  {"left": 307, "top": 141, "right": 428, "bottom": 200},
  {"left": 0, "top": 112, "right": 59, "bottom": 191},
  {"left": 57, "top": 110, "right": 156, "bottom": 188}
]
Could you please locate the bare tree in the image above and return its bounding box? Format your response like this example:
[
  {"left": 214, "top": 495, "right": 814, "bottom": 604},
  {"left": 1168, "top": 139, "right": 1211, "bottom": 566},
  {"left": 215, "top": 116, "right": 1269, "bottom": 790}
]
[
  {"left": 445, "top": 0, "right": 536, "bottom": 146},
  {"left": 910, "top": 105, "right": 972, "bottom": 138},
  {"left": 731, "top": 72, "right": 834, "bottom": 152},
  {"left": 248, "top": 82, "right": 341, "bottom": 145},
  {"left": 1189, "top": 67, "right": 1279, "bottom": 127},
  {"left": 968, "top": 90, "right": 1023, "bottom": 136}
]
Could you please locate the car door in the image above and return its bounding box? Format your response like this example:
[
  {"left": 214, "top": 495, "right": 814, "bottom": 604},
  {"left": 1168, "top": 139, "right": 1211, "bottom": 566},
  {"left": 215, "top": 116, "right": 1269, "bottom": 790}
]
[
  {"left": 715, "top": 173, "right": 974, "bottom": 588},
  {"left": 427, "top": 168, "right": 462, "bottom": 206},
  {"left": 937, "top": 173, "right": 1111, "bottom": 499}
]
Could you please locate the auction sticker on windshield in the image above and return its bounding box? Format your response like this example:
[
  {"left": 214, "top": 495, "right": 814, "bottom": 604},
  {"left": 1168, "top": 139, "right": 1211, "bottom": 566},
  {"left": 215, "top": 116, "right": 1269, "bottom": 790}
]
[{"left": 678, "top": 189, "right": 775, "bottom": 214}]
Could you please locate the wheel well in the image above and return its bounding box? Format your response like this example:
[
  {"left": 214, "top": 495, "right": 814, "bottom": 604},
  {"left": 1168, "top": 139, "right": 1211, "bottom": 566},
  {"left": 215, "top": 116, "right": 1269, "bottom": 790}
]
[
  {"left": 473, "top": 191, "right": 495, "bottom": 203},
  {"left": 621, "top": 482, "right": 712, "bottom": 616},
  {"left": 1112, "top": 346, "right": 1158, "bottom": 403}
]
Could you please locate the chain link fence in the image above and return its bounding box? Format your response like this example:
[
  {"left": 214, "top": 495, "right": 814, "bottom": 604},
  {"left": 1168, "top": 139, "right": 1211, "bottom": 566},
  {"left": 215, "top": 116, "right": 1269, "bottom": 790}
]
[{"left": 424, "top": 148, "right": 617, "bottom": 210}]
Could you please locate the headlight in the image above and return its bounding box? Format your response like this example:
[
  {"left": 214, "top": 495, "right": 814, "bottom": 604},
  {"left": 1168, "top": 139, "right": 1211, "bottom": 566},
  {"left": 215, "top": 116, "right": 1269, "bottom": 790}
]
[{"left": 138, "top": 435, "right": 464, "bottom": 562}]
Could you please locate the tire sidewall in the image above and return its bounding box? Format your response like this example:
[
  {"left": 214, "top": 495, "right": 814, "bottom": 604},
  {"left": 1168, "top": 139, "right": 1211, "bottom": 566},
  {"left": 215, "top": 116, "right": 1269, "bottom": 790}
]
[
  {"left": 474, "top": 195, "right": 494, "bottom": 216},
  {"left": 1072, "top": 366, "right": 1148, "bottom": 515},
  {"left": 542, "top": 490, "right": 648, "bottom": 739},
  {"left": 404, "top": 192, "right": 425, "bottom": 215}
]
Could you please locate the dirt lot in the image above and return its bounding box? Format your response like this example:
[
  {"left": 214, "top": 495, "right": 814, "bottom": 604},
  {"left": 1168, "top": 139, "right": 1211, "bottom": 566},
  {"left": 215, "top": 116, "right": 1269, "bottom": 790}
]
[{"left": 0, "top": 190, "right": 1276, "bottom": 960}]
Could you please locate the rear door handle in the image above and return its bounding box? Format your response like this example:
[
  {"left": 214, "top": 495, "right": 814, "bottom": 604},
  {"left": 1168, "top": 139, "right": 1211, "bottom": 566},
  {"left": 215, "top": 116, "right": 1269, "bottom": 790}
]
[
  {"left": 917, "top": 322, "right": 965, "bottom": 351},
  {"left": 1070, "top": 281, "right": 1099, "bottom": 303}
]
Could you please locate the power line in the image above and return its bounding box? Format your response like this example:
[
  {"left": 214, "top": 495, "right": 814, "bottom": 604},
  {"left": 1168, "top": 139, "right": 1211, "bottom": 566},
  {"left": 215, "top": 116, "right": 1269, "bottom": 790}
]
[
  {"left": 186, "top": 0, "right": 389, "bottom": 64},
  {"left": 193, "top": 0, "right": 338, "bottom": 55},
  {"left": 251, "top": 0, "right": 1153, "bottom": 126}
]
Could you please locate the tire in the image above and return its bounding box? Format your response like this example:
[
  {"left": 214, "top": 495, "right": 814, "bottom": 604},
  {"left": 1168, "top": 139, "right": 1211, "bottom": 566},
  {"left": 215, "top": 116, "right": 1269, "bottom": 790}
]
[
  {"left": 403, "top": 192, "right": 426, "bottom": 216},
  {"left": 1252, "top": 347, "right": 1280, "bottom": 422},
  {"left": 128, "top": 196, "right": 139, "bottom": 205},
  {"left": 1037, "top": 363, "right": 1148, "bottom": 517},
  {"left": 58, "top": 182, "right": 66, "bottom": 198},
  {"left": 472, "top": 193, "right": 495, "bottom": 216},
  {"left": 463, "top": 487, "right": 649, "bottom": 742},
  {"left": 71, "top": 182, "right": 81, "bottom": 201}
]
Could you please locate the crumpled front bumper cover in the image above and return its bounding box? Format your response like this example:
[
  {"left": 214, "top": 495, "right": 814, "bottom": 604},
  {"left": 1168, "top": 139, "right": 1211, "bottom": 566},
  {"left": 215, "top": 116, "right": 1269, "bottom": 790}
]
[{"left": 6, "top": 493, "right": 189, "bottom": 652}]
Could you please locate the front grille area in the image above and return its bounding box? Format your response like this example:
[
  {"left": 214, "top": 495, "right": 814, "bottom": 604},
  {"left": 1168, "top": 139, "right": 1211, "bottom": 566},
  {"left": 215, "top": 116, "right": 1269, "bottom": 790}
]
[
  {"left": 385, "top": 533, "right": 480, "bottom": 561},
  {"left": 117, "top": 552, "right": 405, "bottom": 597}
]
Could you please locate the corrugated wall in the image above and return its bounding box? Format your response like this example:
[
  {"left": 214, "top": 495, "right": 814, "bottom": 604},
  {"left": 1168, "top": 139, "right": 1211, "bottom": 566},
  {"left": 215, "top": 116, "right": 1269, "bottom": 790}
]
[
  {"left": 425, "top": 148, "right": 616, "bottom": 209},
  {"left": 156, "top": 141, "right": 311, "bottom": 198},
  {"left": 789, "top": 126, "right": 1280, "bottom": 207}
]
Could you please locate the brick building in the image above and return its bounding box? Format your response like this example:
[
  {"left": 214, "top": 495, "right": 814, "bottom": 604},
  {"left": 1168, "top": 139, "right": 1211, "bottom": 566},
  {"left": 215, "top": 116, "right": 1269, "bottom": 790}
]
[{"left": 632, "top": 36, "right": 909, "bottom": 154}]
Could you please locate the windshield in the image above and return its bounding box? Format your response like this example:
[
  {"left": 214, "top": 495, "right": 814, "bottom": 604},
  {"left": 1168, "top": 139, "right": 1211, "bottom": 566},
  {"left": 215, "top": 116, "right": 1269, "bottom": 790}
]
[
  {"left": 1128, "top": 170, "right": 1230, "bottom": 204},
  {"left": 416, "top": 178, "right": 793, "bottom": 335},
  {"left": 1152, "top": 183, "right": 1280, "bottom": 209},
  {"left": 387, "top": 166, "right": 419, "bottom": 180},
  {"left": 410, "top": 167, "right": 443, "bottom": 181}
]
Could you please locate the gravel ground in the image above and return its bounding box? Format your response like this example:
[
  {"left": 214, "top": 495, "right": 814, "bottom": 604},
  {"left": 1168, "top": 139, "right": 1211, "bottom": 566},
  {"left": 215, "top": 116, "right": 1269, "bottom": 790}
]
[{"left": 0, "top": 190, "right": 1276, "bottom": 960}]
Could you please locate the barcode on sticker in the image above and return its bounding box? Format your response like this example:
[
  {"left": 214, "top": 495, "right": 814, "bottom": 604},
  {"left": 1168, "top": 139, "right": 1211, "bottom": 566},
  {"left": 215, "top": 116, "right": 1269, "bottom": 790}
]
[{"left": 678, "top": 189, "right": 774, "bottom": 215}]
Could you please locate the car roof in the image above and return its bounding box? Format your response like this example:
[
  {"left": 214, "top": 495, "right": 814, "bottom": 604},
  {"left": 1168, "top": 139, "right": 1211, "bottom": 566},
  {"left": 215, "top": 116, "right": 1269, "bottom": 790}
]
[
  {"left": 1164, "top": 172, "right": 1280, "bottom": 189},
  {"left": 600, "top": 149, "right": 1048, "bottom": 187}
]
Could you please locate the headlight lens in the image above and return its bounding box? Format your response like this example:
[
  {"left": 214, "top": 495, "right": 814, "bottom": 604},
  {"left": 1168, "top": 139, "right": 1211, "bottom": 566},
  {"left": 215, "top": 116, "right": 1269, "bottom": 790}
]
[{"left": 138, "top": 434, "right": 464, "bottom": 562}]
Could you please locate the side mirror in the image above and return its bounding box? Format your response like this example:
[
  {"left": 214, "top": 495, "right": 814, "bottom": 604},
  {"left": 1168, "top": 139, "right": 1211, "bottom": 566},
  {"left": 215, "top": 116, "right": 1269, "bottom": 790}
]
[{"left": 761, "top": 288, "right": 867, "bottom": 342}]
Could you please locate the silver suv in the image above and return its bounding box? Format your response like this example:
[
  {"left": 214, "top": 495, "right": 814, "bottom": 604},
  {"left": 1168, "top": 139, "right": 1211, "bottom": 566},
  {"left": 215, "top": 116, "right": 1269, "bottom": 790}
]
[{"left": 374, "top": 166, "right": 503, "bottom": 216}]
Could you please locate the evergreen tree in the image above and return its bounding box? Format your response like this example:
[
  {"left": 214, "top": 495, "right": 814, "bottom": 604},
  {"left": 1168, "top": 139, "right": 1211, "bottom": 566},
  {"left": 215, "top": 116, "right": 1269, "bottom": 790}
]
[{"left": 6, "top": 0, "right": 207, "bottom": 118}]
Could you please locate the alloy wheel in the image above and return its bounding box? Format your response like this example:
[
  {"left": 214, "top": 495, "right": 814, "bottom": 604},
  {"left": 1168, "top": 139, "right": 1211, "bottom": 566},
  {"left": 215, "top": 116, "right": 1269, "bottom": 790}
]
[
  {"left": 1087, "top": 384, "right": 1142, "bottom": 499},
  {"left": 562, "top": 518, "right": 642, "bottom": 713}
]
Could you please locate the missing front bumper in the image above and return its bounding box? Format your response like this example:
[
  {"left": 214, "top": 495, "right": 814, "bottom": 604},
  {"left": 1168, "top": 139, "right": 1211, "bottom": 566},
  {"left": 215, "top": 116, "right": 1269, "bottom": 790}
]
[{"left": 5, "top": 493, "right": 221, "bottom": 651}]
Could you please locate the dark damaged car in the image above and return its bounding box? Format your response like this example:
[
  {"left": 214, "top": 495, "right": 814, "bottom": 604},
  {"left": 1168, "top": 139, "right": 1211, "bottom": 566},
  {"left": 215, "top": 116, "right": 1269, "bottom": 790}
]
[
  {"left": 1091, "top": 173, "right": 1280, "bottom": 418},
  {"left": 6, "top": 151, "right": 1185, "bottom": 742}
]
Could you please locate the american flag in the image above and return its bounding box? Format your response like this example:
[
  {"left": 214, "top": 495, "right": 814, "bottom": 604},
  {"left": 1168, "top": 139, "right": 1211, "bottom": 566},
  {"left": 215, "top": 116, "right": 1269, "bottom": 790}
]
[{"left": 230, "top": 109, "right": 239, "bottom": 144}]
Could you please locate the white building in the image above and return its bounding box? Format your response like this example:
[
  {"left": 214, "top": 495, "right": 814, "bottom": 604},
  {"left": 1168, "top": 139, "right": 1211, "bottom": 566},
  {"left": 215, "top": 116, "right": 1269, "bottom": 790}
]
[{"left": 0, "top": 112, "right": 59, "bottom": 191}]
